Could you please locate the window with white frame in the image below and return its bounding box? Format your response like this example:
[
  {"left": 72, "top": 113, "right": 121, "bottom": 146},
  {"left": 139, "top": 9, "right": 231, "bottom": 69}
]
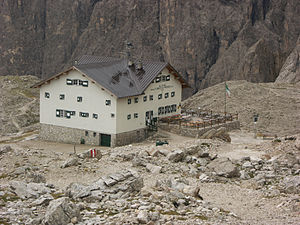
[
  {"left": 158, "top": 94, "right": 162, "bottom": 100},
  {"left": 134, "top": 97, "right": 138, "bottom": 103},
  {"left": 93, "top": 113, "right": 98, "bottom": 119},
  {"left": 59, "top": 94, "right": 65, "bottom": 100},
  {"left": 77, "top": 96, "right": 82, "bottom": 102},
  {"left": 143, "top": 96, "right": 147, "bottom": 102},
  {"left": 165, "top": 93, "right": 169, "bottom": 98},
  {"left": 128, "top": 99, "right": 131, "bottom": 104},
  {"left": 56, "top": 109, "right": 64, "bottom": 117},
  {"left": 105, "top": 100, "right": 111, "bottom": 106},
  {"left": 150, "top": 95, "right": 153, "bottom": 101},
  {"left": 134, "top": 113, "right": 138, "bottom": 118},
  {"left": 111, "top": 113, "right": 115, "bottom": 118},
  {"left": 127, "top": 114, "right": 131, "bottom": 120},
  {"left": 45, "top": 92, "right": 50, "bottom": 98},
  {"left": 80, "top": 112, "right": 89, "bottom": 118},
  {"left": 171, "top": 91, "right": 175, "bottom": 97}
]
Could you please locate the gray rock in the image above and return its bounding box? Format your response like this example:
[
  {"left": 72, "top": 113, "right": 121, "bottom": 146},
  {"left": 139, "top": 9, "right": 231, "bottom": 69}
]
[
  {"left": 282, "top": 176, "right": 300, "bottom": 194},
  {"left": 132, "top": 156, "right": 147, "bottom": 167},
  {"left": 31, "top": 194, "right": 54, "bottom": 206},
  {"left": 10, "top": 181, "right": 51, "bottom": 199},
  {"left": 26, "top": 172, "right": 46, "bottom": 183},
  {"left": 167, "top": 150, "right": 185, "bottom": 162},
  {"left": 207, "top": 157, "right": 240, "bottom": 178},
  {"left": 146, "top": 163, "right": 162, "bottom": 174},
  {"left": 43, "top": 197, "right": 81, "bottom": 225},
  {"left": 137, "top": 210, "right": 149, "bottom": 224},
  {"left": 61, "top": 157, "right": 79, "bottom": 168},
  {"left": 65, "top": 183, "right": 91, "bottom": 199},
  {"left": 242, "top": 161, "right": 253, "bottom": 169},
  {"left": 0, "top": 145, "right": 12, "bottom": 155}
]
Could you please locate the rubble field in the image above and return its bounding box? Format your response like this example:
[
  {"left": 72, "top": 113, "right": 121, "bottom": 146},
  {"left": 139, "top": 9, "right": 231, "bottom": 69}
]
[{"left": 0, "top": 130, "right": 299, "bottom": 225}]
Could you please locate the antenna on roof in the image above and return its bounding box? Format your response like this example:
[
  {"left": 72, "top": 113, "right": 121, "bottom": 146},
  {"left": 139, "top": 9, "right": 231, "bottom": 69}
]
[{"left": 124, "top": 40, "right": 134, "bottom": 66}]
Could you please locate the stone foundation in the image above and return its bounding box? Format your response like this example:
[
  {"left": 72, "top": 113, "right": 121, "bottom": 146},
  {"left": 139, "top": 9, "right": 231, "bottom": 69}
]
[
  {"left": 115, "top": 128, "right": 148, "bottom": 146},
  {"left": 40, "top": 123, "right": 148, "bottom": 147},
  {"left": 159, "top": 120, "right": 240, "bottom": 138}
]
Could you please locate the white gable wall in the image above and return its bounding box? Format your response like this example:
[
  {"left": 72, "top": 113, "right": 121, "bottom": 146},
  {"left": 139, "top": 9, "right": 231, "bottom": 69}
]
[
  {"left": 40, "top": 70, "right": 117, "bottom": 134},
  {"left": 116, "top": 68, "right": 182, "bottom": 133}
]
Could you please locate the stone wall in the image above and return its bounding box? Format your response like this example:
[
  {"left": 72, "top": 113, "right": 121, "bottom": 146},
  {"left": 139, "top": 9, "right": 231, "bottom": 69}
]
[
  {"left": 40, "top": 123, "right": 148, "bottom": 147},
  {"left": 40, "top": 123, "right": 100, "bottom": 145},
  {"left": 159, "top": 121, "right": 240, "bottom": 138},
  {"left": 115, "top": 128, "right": 148, "bottom": 146}
]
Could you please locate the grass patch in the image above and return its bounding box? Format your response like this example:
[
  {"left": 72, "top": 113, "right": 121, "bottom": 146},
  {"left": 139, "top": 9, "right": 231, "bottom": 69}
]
[
  {"left": 194, "top": 215, "right": 208, "bottom": 220},
  {"left": 0, "top": 218, "right": 10, "bottom": 225},
  {"left": 160, "top": 210, "right": 180, "bottom": 216},
  {"left": 51, "top": 192, "right": 64, "bottom": 199},
  {"left": 0, "top": 193, "right": 20, "bottom": 202},
  {"left": 0, "top": 173, "right": 9, "bottom": 179}
]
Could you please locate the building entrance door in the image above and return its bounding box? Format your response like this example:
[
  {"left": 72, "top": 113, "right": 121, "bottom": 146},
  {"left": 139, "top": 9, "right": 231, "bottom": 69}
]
[
  {"left": 100, "top": 134, "right": 111, "bottom": 147},
  {"left": 145, "top": 111, "right": 153, "bottom": 125}
]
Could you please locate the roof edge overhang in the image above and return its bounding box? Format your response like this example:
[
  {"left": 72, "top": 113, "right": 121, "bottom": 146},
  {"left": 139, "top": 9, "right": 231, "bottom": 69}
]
[
  {"left": 30, "top": 67, "right": 75, "bottom": 88},
  {"left": 166, "top": 64, "right": 190, "bottom": 88}
]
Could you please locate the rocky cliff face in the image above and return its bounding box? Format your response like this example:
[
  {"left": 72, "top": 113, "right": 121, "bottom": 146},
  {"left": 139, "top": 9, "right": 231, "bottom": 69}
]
[{"left": 1, "top": 0, "right": 299, "bottom": 94}]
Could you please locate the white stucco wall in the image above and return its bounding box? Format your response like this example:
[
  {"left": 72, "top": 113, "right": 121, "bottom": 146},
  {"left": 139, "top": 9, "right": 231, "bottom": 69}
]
[
  {"left": 40, "top": 70, "right": 117, "bottom": 134},
  {"left": 116, "top": 68, "right": 182, "bottom": 133}
]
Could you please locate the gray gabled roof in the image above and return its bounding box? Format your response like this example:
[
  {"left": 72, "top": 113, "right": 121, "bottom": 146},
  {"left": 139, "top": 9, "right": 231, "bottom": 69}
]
[{"left": 32, "top": 55, "right": 188, "bottom": 98}]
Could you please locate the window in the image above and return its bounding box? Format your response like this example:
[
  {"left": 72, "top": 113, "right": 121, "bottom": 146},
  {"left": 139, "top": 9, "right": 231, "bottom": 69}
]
[
  {"left": 73, "top": 79, "right": 78, "bottom": 85},
  {"left": 56, "top": 109, "right": 63, "bottom": 117},
  {"left": 45, "top": 92, "right": 50, "bottom": 98},
  {"left": 59, "top": 94, "right": 65, "bottom": 100},
  {"left": 127, "top": 114, "right": 131, "bottom": 120},
  {"left": 165, "top": 106, "right": 171, "bottom": 114},
  {"left": 80, "top": 112, "right": 89, "bottom": 118},
  {"left": 111, "top": 113, "right": 115, "bottom": 118},
  {"left": 165, "top": 93, "right": 169, "bottom": 98},
  {"left": 93, "top": 113, "right": 98, "bottom": 119},
  {"left": 171, "top": 91, "right": 175, "bottom": 97},
  {"left": 171, "top": 104, "right": 177, "bottom": 112},
  {"left": 158, "top": 94, "right": 162, "bottom": 100},
  {"left": 158, "top": 107, "right": 164, "bottom": 115},
  {"left": 85, "top": 131, "right": 88, "bottom": 136},
  {"left": 128, "top": 99, "right": 131, "bottom": 104},
  {"left": 93, "top": 132, "right": 97, "bottom": 137},
  {"left": 77, "top": 96, "right": 82, "bottom": 102},
  {"left": 150, "top": 95, "right": 153, "bottom": 101},
  {"left": 143, "top": 96, "right": 147, "bottom": 102},
  {"left": 166, "top": 75, "right": 170, "bottom": 81},
  {"left": 64, "top": 111, "right": 71, "bottom": 119},
  {"left": 82, "top": 81, "right": 88, "bottom": 87},
  {"left": 134, "top": 113, "right": 138, "bottom": 118},
  {"left": 66, "top": 79, "right": 73, "bottom": 85},
  {"left": 70, "top": 111, "right": 75, "bottom": 116},
  {"left": 161, "top": 76, "right": 166, "bottom": 81},
  {"left": 156, "top": 76, "right": 161, "bottom": 83},
  {"left": 134, "top": 97, "right": 138, "bottom": 103},
  {"left": 105, "top": 100, "right": 111, "bottom": 106}
]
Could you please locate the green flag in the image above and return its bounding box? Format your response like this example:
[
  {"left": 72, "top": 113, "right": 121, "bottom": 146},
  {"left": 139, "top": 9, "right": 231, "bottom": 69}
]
[{"left": 225, "top": 83, "right": 230, "bottom": 97}]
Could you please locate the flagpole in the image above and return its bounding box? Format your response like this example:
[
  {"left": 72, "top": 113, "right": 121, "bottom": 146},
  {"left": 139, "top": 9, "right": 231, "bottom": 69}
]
[{"left": 224, "top": 81, "right": 227, "bottom": 114}]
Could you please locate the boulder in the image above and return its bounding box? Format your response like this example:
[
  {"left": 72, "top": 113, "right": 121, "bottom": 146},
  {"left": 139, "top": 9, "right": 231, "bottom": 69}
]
[
  {"left": 146, "top": 163, "right": 162, "bottom": 174},
  {"left": 167, "top": 150, "right": 185, "bottom": 162},
  {"left": 207, "top": 157, "right": 240, "bottom": 178},
  {"left": 137, "top": 210, "right": 149, "bottom": 224},
  {"left": 0, "top": 145, "right": 12, "bottom": 155},
  {"left": 282, "top": 176, "right": 300, "bottom": 194},
  {"left": 10, "top": 181, "right": 51, "bottom": 199},
  {"left": 43, "top": 197, "right": 81, "bottom": 225},
  {"left": 65, "top": 183, "right": 91, "bottom": 199},
  {"left": 31, "top": 194, "right": 54, "bottom": 206},
  {"left": 61, "top": 157, "right": 79, "bottom": 168}
]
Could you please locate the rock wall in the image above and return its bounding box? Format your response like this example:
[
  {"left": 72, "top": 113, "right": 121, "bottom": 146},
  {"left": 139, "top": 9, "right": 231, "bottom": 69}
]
[
  {"left": 159, "top": 120, "right": 240, "bottom": 138},
  {"left": 1, "top": 0, "right": 300, "bottom": 94}
]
